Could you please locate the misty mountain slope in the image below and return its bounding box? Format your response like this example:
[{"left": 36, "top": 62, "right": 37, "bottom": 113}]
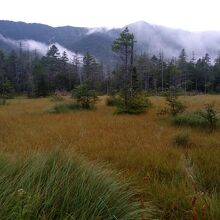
[
  {"left": 0, "top": 35, "right": 16, "bottom": 51},
  {"left": 1, "top": 20, "right": 220, "bottom": 64},
  {"left": 128, "top": 21, "right": 186, "bottom": 52},
  {"left": 127, "top": 21, "right": 220, "bottom": 58},
  {"left": 0, "top": 21, "right": 55, "bottom": 43},
  {"left": 0, "top": 21, "right": 90, "bottom": 45},
  {"left": 0, "top": 20, "right": 116, "bottom": 63},
  {"left": 53, "top": 26, "right": 89, "bottom": 47},
  {"left": 71, "top": 33, "right": 116, "bottom": 63}
]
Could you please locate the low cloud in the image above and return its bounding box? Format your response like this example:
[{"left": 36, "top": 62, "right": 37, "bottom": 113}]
[
  {"left": 128, "top": 21, "right": 220, "bottom": 61},
  {"left": 0, "top": 33, "right": 18, "bottom": 47},
  {"left": 86, "top": 27, "right": 111, "bottom": 35},
  {"left": 0, "top": 34, "right": 82, "bottom": 62}
]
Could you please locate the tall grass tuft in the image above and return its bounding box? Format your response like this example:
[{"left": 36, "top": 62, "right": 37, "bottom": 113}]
[
  {"left": 0, "top": 151, "right": 156, "bottom": 219},
  {"left": 172, "top": 132, "right": 190, "bottom": 147}
]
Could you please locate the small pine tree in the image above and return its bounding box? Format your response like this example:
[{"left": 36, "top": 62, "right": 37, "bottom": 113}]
[
  {"left": 115, "top": 92, "right": 152, "bottom": 114},
  {"left": 0, "top": 78, "right": 13, "bottom": 106},
  {"left": 72, "top": 84, "right": 98, "bottom": 109},
  {"left": 164, "top": 91, "right": 186, "bottom": 116},
  {"left": 199, "top": 103, "right": 219, "bottom": 130}
]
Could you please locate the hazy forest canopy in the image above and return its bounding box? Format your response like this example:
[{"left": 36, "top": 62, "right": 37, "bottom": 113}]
[{"left": 0, "top": 42, "right": 220, "bottom": 97}]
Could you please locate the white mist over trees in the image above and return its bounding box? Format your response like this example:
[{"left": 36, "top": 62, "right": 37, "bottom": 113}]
[{"left": 0, "top": 33, "right": 82, "bottom": 60}]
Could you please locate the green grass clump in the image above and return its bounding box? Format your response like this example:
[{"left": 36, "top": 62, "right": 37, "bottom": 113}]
[
  {"left": 0, "top": 151, "right": 156, "bottom": 219},
  {"left": 171, "top": 104, "right": 219, "bottom": 130},
  {"left": 171, "top": 112, "right": 208, "bottom": 128},
  {"left": 48, "top": 102, "right": 82, "bottom": 113}
]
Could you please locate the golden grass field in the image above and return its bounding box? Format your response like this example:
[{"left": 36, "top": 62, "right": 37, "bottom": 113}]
[{"left": 0, "top": 95, "right": 220, "bottom": 219}]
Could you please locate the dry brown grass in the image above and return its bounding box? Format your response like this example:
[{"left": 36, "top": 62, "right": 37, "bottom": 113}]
[
  {"left": 1, "top": 95, "right": 220, "bottom": 154},
  {"left": 0, "top": 95, "right": 220, "bottom": 219}
]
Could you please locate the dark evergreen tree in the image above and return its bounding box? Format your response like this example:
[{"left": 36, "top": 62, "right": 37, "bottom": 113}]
[
  {"left": 33, "top": 61, "right": 49, "bottom": 97},
  {"left": 82, "top": 52, "right": 101, "bottom": 90},
  {"left": 177, "top": 49, "right": 188, "bottom": 91},
  {"left": 112, "top": 27, "right": 135, "bottom": 105},
  {"left": 213, "top": 54, "right": 220, "bottom": 92}
]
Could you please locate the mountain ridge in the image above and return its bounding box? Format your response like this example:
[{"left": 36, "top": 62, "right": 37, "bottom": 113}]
[{"left": 1, "top": 20, "right": 220, "bottom": 64}]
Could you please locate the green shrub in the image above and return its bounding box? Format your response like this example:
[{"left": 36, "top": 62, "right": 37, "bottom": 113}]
[
  {"left": 164, "top": 92, "right": 186, "bottom": 116},
  {"left": 50, "top": 92, "right": 65, "bottom": 102},
  {"left": 172, "top": 132, "right": 190, "bottom": 146},
  {"left": 48, "top": 102, "right": 82, "bottom": 113},
  {"left": 116, "top": 92, "right": 152, "bottom": 114},
  {"left": 72, "top": 84, "right": 98, "bottom": 109},
  {"left": 106, "top": 94, "right": 123, "bottom": 106},
  {"left": 198, "top": 103, "right": 219, "bottom": 130},
  {"left": 0, "top": 151, "right": 156, "bottom": 219}
]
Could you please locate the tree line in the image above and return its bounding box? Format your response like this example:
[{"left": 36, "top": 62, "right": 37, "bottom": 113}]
[
  {"left": 0, "top": 28, "right": 220, "bottom": 98},
  {"left": 0, "top": 44, "right": 106, "bottom": 97}
]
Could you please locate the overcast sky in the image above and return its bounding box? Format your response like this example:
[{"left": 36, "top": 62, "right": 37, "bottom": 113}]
[{"left": 0, "top": 0, "right": 219, "bottom": 31}]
